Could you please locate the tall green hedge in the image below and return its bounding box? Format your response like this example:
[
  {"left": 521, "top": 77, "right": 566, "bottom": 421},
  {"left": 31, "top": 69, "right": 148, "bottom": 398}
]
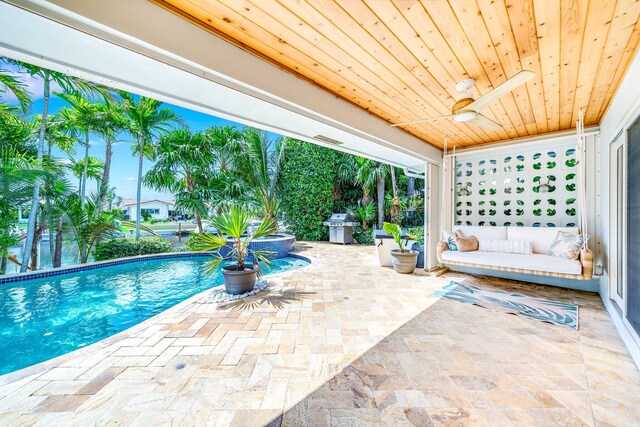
[{"left": 278, "top": 139, "right": 342, "bottom": 241}]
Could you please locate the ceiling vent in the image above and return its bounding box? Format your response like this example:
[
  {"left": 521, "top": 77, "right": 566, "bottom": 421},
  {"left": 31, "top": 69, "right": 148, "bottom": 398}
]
[{"left": 313, "top": 135, "right": 343, "bottom": 146}]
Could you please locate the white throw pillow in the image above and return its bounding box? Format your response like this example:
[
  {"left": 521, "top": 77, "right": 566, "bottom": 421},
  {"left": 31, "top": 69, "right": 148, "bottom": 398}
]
[
  {"left": 442, "top": 230, "right": 460, "bottom": 251},
  {"left": 547, "top": 231, "right": 584, "bottom": 260},
  {"left": 478, "top": 239, "right": 533, "bottom": 255}
]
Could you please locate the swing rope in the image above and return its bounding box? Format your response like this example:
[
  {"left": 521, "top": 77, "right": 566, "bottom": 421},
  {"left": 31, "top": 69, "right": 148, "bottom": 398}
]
[
  {"left": 441, "top": 136, "right": 452, "bottom": 233},
  {"left": 576, "top": 107, "right": 589, "bottom": 249}
]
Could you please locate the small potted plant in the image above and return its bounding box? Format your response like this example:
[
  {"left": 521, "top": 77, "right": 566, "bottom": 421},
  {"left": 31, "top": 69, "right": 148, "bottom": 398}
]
[
  {"left": 382, "top": 222, "right": 419, "bottom": 274},
  {"left": 190, "top": 205, "right": 277, "bottom": 295}
]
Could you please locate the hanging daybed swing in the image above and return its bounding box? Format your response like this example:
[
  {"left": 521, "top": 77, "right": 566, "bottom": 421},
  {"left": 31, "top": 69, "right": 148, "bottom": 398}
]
[{"left": 436, "top": 110, "right": 593, "bottom": 280}]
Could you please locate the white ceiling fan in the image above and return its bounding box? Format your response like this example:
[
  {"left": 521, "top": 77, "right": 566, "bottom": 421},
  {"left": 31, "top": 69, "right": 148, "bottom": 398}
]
[{"left": 392, "top": 70, "right": 536, "bottom": 131}]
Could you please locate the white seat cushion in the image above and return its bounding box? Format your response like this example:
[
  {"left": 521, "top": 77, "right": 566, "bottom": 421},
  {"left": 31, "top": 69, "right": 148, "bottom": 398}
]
[
  {"left": 441, "top": 250, "right": 582, "bottom": 275},
  {"left": 478, "top": 239, "right": 532, "bottom": 255},
  {"left": 507, "top": 227, "right": 579, "bottom": 254},
  {"left": 454, "top": 225, "right": 507, "bottom": 240}
]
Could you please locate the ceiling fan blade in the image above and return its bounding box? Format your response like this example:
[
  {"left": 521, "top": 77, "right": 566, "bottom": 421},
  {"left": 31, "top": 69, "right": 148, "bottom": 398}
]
[
  {"left": 466, "top": 70, "right": 535, "bottom": 112},
  {"left": 469, "top": 113, "right": 503, "bottom": 131},
  {"left": 391, "top": 115, "right": 455, "bottom": 127}
]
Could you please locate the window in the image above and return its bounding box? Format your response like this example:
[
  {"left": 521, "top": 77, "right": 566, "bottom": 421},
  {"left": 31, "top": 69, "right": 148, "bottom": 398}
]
[
  {"left": 141, "top": 208, "right": 160, "bottom": 215},
  {"left": 627, "top": 116, "right": 640, "bottom": 335}
]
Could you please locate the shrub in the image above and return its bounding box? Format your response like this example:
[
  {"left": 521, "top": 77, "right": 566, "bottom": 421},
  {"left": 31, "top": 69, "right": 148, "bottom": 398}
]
[
  {"left": 141, "top": 211, "right": 152, "bottom": 222},
  {"left": 353, "top": 227, "right": 374, "bottom": 245},
  {"left": 407, "top": 226, "right": 425, "bottom": 246},
  {"left": 94, "top": 237, "right": 174, "bottom": 261},
  {"left": 184, "top": 234, "right": 199, "bottom": 251},
  {"left": 278, "top": 139, "right": 343, "bottom": 241}
]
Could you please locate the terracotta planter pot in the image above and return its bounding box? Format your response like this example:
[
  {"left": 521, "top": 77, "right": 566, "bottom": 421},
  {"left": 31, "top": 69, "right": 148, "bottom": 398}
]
[
  {"left": 221, "top": 265, "right": 258, "bottom": 295},
  {"left": 390, "top": 249, "right": 419, "bottom": 274}
]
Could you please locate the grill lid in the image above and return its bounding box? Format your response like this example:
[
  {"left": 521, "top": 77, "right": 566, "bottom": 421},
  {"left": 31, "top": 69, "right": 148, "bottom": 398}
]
[
  {"left": 323, "top": 212, "right": 359, "bottom": 227},
  {"left": 329, "top": 213, "right": 353, "bottom": 222}
]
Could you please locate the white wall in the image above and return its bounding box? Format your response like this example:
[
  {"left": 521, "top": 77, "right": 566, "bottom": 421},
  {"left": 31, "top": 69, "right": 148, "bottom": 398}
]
[
  {"left": 452, "top": 137, "right": 584, "bottom": 228},
  {"left": 598, "top": 48, "right": 640, "bottom": 368},
  {"left": 126, "top": 202, "right": 171, "bottom": 221}
]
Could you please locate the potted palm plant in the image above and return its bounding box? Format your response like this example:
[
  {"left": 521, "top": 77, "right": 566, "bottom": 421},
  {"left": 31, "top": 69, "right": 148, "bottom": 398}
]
[
  {"left": 382, "top": 222, "right": 418, "bottom": 274},
  {"left": 190, "top": 205, "right": 278, "bottom": 295}
]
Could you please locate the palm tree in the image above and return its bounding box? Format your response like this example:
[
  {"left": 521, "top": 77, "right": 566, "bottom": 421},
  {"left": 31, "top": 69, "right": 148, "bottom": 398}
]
[
  {"left": 43, "top": 114, "right": 78, "bottom": 156},
  {"left": 30, "top": 114, "right": 79, "bottom": 263},
  {"left": 352, "top": 157, "right": 390, "bottom": 229},
  {"left": 68, "top": 156, "right": 104, "bottom": 195},
  {"left": 0, "top": 107, "right": 35, "bottom": 273},
  {"left": 15, "top": 157, "right": 68, "bottom": 271},
  {"left": 39, "top": 170, "right": 73, "bottom": 269},
  {"left": 54, "top": 94, "right": 108, "bottom": 264},
  {"left": 56, "top": 92, "right": 106, "bottom": 207},
  {"left": 92, "top": 98, "right": 126, "bottom": 213},
  {"left": 0, "top": 147, "right": 46, "bottom": 273},
  {"left": 4, "top": 58, "right": 110, "bottom": 272},
  {"left": 237, "top": 128, "right": 284, "bottom": 220},
  {"left": 143, "top": 128, "right": 210, "bottom": 232},
  {"left": 389, "top": 165, "right": 401, "bottom": 224},
  {"left": 119, "top": 92, "right": 180, "bottom": 239},
  {"left": 202, "top": 125, "right": 252, "bottom": 213},
  {"left": 102, "top": 186, "right": 123, "bottom": 212},
  {"left": 63, "top": 194, "right": 118, "bottom": 264},
  {"left": 204, "top": 125, "right": 245, "bottom": 172}
]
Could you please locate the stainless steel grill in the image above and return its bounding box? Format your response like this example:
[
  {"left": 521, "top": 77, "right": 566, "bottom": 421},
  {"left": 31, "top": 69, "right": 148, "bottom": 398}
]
[{"left": 323, "top": 213, "right": 360, "bottom": 244}]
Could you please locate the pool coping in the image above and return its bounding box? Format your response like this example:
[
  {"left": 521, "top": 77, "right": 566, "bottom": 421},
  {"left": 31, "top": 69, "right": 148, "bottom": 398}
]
[
  {"left": 0, "top": 243, "right": 298, "bottom": 285},
  {"left": 0, "top": 250, "right": 313, "bottom": 384}
]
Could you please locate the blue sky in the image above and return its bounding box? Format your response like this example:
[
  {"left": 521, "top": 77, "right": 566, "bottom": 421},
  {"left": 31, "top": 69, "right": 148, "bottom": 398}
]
[{"left": 4, "top": 66, "right": 283, "bottom": 200}]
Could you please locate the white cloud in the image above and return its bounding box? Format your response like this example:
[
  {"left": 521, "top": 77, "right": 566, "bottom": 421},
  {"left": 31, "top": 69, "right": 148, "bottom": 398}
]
[
  {"left": 125, "top": 176, "right": 136, "bottom": 181},
  {"left": 0, "top": 64, "right": 63, "bottom": 104}
]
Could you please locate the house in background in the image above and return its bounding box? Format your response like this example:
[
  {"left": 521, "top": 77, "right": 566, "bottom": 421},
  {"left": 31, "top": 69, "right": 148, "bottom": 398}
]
[{"left": 120, "top": 199, "right": 176, "bottom": 221}]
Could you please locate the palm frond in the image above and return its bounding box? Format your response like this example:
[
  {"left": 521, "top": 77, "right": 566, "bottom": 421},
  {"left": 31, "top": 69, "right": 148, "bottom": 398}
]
[
  {"left": 203, "top": 257, "right": 225, "bottom": 275},
  {"left": 0, "top": 68, "right": 31, "bottom": 112},
  {"left": 251, "top": 216, "right": 278, "bottom": 241},
  {"left": 250, "top": 248, "right": 275, "bottom": 272},
  {"left": 189, "top": 232, "right": 228, "bottom": 252}
]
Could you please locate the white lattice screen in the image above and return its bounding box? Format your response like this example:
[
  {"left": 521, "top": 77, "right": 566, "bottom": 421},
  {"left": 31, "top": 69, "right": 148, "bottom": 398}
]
[{"left": 454, "top": 140, "right": 579, "bottom": 227}]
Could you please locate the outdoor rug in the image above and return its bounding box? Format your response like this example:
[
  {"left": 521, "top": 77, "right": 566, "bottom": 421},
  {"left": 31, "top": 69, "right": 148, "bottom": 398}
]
[{"left": 433, "top": 281, "right": 579, "bottom": 330}]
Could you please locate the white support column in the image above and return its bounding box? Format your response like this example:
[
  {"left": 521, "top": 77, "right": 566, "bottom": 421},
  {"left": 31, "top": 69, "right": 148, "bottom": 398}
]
[
  {"left": 424, "top": 162, "right": 440, "bottom": 270},
  {"left": 424, "top": 163, "right": 429, "bottom": 271}
]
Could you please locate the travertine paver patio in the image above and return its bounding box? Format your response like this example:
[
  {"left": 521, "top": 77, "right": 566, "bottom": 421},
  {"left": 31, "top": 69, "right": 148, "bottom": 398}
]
[{"left": 0, "top": 242, "right": 639, "bottom": 426}]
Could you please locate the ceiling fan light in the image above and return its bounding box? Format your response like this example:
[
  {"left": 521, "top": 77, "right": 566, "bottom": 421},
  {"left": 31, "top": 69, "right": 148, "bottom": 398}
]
[{"left": 454, "top": 111, "right": 477, "bottom": 122}]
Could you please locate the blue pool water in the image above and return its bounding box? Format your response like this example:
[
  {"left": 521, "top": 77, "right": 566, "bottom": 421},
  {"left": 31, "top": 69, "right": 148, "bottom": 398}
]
[{"left": 0, "top": 255, "right": 309, "bottom": 376}]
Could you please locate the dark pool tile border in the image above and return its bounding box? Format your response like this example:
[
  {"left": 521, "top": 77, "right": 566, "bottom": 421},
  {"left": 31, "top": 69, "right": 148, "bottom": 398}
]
[
  {"left": 0, "top": 251, "right": 311, "bottom": 285},
  {"left": 0, "top": 252, "right": 206, "bottom": 284}
]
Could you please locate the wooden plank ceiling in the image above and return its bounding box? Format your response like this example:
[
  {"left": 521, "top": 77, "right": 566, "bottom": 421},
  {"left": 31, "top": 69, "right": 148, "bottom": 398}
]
[{"left": 150, "top": 0, "right": 640, "bottom": 148}]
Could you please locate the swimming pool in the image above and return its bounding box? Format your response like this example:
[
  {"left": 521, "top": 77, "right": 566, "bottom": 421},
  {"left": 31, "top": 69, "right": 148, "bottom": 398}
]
[{"left": 0, "top": 254, "right": 309, "bottom": 376}]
